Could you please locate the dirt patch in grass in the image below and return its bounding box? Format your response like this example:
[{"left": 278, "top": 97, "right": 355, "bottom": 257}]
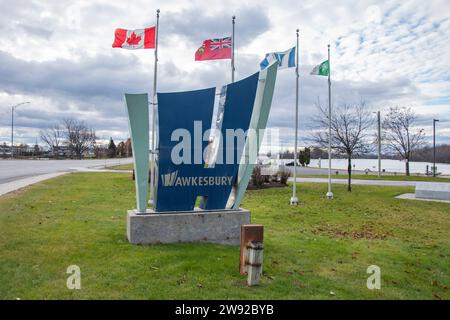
[{"left": 312, "top": 226, "right": 392, "bottom": 240}]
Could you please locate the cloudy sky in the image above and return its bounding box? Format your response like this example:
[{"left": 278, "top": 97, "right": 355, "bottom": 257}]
[{"left": 0, "top": 0, "right": 449, "bottom": 150}]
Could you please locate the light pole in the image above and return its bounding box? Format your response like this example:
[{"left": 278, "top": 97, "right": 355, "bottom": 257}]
[
  {"left": 433, "top": 119, "right": 439, "bottom": 177},
  {"left": 10, "top": 102, "right": 30, "bottom": 159}
]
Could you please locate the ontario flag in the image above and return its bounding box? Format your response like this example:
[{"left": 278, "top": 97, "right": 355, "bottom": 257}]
[
  {"left": 112, "top": 27, "right": 156, "bottom": 50},
  {"left": 195, "top": 37, "right": 232, "bottom": 61}
]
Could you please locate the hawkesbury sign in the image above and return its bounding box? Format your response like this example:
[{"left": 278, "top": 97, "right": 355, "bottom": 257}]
[
  {"left": 161, "top": 172, "right": 234, "bottom": 188},
  {"left": 125, "top": 62, "right": 278, "bottom": 213}
]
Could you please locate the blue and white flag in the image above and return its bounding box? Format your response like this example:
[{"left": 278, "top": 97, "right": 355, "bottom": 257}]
[{"left": 260, "top": 47, "right": 296, "bottom": 70}]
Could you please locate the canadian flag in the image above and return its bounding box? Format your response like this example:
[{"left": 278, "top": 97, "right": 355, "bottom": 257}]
[{"left": 112, "top": 27, "right": 156, "bottom": 50}]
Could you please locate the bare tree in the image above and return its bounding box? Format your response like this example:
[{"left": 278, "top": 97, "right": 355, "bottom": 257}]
[
  {"left": 63, "top": 118, "right": 96, "bottom": 159},
  {"left": 382, "top": 107, "right": 425, "bottom": 176},
  {"left": 39, "top": 125, "right": 64, "bottom": 156},
  {"left": 311, "top": 100, "right": 373, "bottom": 191}
]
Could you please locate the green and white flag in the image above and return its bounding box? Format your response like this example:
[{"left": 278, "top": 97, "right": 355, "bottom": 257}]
[{"left": 310, "top": 60, "right": 329, "bottom": 76}]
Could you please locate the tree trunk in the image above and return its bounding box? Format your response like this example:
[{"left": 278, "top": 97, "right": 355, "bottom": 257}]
[
  {"left": 347, "top": 156, "right": 352, "bottom": 192},
  {"left": 405, "top": 158, "right": 410, "bottom": 176}
]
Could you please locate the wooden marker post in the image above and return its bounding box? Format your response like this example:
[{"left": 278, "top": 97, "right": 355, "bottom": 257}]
[
  {"left": 240, "top": 224, "right": 264, "bottom": 285},
  {"left": 247, "top": 241, "right": 263, "bottom": 286}
]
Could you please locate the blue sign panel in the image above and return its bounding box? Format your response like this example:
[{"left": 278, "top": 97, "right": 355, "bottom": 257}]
[{"left": 156, "top": 72, "right": 259, "bottom": 212}]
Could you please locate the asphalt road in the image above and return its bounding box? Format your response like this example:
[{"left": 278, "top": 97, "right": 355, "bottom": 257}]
[{"left": 0, "top": 158, "right": 133, "bottom": 184}]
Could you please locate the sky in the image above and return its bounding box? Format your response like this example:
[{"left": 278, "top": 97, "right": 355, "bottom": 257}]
[{"left": 0, "top": 0, "right": 449, "bottom": 151}]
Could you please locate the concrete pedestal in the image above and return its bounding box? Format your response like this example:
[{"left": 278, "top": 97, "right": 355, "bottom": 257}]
[
  {"left": 127, "top": 208, "right": 250, "bottom": 245},
  {"left": 415, "top": 182, "right": 450, "bottom": 201}
]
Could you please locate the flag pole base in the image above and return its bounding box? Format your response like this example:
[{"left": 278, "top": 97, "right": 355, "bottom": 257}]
[
  {"left": 326, "top": 192, "right": 334, "bottom": 200},
  {"left": 290, "top": 196, "right": 299, "bottom": 206}
]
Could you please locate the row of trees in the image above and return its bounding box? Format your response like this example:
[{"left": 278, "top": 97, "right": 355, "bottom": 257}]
[
  {"left": 40, "top": 118, "right": 131, "bottom": 159},
  {"left": 40, "top": 119, "right": 96, "bottom": 159},
  {"left": 413, "top": 145, "right": 450, "bottom": 164},
  {"left": 105, "top": 137, "right": 133, "bottom": 158},
  {"left": 312, "top": 103, "right": 425, "bottom": 191}
]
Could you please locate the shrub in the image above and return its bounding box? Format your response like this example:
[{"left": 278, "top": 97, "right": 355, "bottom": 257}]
[
  {"left": 251, "top": 165, "right": 265, "bottom": 188},
  {"left": 278, "top": 168, "right": 291, "bottom": 185}
]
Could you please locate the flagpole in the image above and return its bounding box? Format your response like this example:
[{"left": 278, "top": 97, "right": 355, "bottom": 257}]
[
  {"left": 290, "top": 29, "right": 300, "bottom": 206},
  {"left": 150, "top": 9, "right": 160, "bottom": 208},
  {"left": 232, "top": 15, "right": 236, "bottom": 83},
  {"left": 326, "top": 44, "right": 333, "bottom": 200}
]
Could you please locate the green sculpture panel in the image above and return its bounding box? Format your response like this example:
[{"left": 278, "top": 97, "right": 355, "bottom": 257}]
[{"left": 124, "top": 93, "right": 150, "bottom": 213}]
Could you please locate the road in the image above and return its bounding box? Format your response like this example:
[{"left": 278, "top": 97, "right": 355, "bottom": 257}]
[
  {"left": 0, "top": 158, "right": 133, "bottom": 196},
  {"left": 0, "top": 158, "right": 133, "bottom": 184}
]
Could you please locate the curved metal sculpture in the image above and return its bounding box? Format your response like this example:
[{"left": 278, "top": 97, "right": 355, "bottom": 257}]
[{"left": 125, "top": 62, "right": 278, "bottom": 213}]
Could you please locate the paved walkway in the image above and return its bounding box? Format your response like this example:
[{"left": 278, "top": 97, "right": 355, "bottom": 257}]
[{"left": 289, "top": 177, "right": 418, "bottom": 187}]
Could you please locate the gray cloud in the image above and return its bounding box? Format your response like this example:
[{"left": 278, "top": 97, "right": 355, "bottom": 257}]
[
  {"left": 161, "top": 5, "right": 271, "bottom": 47},
  {"left": 0, "top": 0, "right": 448, "bottom": 148}
]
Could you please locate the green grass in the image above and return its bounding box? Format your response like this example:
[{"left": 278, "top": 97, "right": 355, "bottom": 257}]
[
  {"left": 107, "top": 163, "right": 133, "bottom": 170},
  {"left": 0, "top": 172, "right": 449, "bottom": 299},
  {"left": 299, "top": 173, "right": 450, "bottom": 182}
]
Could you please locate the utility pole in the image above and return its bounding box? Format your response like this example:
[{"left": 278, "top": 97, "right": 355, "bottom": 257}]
[{"left": 433, "top": 119, "right": 439, "bottom": 177}]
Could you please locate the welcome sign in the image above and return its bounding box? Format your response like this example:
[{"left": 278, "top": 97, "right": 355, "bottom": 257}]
[{"left": 125, "top": 62, "right": 277, "bottom": 213}]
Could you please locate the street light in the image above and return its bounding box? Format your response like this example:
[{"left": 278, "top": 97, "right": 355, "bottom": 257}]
[
  {"left": 433, "top": 119, "right": 439, "bottom": 177},
  {"left": 11, "top": 102, "right": 30, "bottom": 159}
]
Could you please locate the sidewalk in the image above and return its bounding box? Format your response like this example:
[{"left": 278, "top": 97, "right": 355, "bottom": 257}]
[
  {"left": 289, "top": 177, "right": 418, "bottom": 187},
  {"left": 0, "top": 172, "right": 68, "bottom": 197}
]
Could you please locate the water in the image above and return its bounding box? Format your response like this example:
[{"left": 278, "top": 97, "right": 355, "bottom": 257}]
[{"left": 309, "top": 158, "right": 450, "bottom": 175}]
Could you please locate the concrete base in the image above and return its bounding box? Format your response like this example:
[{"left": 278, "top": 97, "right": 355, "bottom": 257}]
[
  {"left": 415, "top": 182, "right": 450, "bottom": 201},
  {"left": 127, "top": 208, "right": 250, "bottom": 245},
  {"left": 396, "top": 193, "right": 450, "bottom": 204}
]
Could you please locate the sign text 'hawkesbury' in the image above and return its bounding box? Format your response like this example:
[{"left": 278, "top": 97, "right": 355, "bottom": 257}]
[{"left": 161, "top": 171, "right": 234, "bottom": 187}]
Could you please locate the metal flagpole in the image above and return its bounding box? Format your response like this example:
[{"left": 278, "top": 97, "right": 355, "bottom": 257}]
[
  {"left": 326, "top": 44, "right": 333, "bottom": 200},
  {"left": 377, "top": 111, "right": 381, "bottom": 177},
  {"left": 11, "top": 106, "right": 14, "bottom": 159},
  {"left": 290, "top": 29, "right": 300, "bottom": 206},
  {"left": 232, "top": 16, "right": 236, "bottom": 83},
  {"left": 150, "top": 9, "right": 160, "bottom": 207},
  {"left": 433, "top": 119, "right": 439, "bottom": 177}
]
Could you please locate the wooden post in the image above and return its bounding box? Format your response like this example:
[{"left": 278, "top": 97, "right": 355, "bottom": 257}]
[
  {"left": 247, "top": 241, "right": 263, "bottom": 286},
  {"left": 240, "top": 224, "right": 264, "bottom": 274}
]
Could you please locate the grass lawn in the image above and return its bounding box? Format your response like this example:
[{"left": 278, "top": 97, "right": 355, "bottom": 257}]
[
  {"left": 0, "top": 172, "right": 449, "bottom": 299},
  {"left": 299, "top": 173, "right": 450, "bottom": 182},
  {"left": 107, "top": 163, "right": 133, "bottom": 170}
]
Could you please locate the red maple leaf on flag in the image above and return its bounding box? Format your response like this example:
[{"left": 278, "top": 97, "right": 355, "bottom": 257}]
[{"left": 126, "top": 32, "right": 141, "bottom": 45}]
